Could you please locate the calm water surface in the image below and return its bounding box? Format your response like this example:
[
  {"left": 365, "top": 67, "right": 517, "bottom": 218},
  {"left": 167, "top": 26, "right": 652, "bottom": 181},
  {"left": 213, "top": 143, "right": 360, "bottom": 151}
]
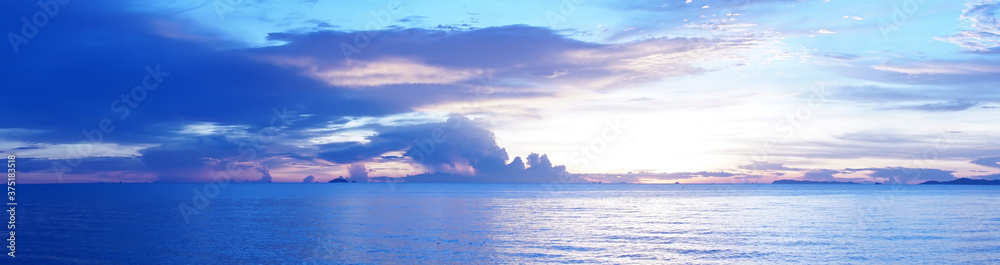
[{"left": 16, "top": 183, "right": 1000, "bottom": 264}]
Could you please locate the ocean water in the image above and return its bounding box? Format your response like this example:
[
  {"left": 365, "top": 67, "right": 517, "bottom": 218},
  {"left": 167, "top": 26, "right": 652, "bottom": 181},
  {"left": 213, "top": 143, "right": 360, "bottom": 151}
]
[{"left": 14, "top": 183, "right": 1000, "bottom": 264}]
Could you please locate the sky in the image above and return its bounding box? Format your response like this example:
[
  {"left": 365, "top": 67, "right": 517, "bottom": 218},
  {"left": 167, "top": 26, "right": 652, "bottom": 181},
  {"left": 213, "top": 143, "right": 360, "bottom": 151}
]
[{"left": 2, "top": 0, "right": 1000, "bottom": 184}]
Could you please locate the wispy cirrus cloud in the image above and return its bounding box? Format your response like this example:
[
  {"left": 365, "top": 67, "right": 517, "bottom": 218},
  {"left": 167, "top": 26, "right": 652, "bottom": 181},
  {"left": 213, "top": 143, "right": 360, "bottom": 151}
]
[
  {"left": 937, "top": 1, "right": 1000, "bottom": 52},
  {"left": 871, "top": 61, "right": 1000, "bottom": 75},
  {"left": 888, "top": 101, "right": 979, "bottom": 112}
]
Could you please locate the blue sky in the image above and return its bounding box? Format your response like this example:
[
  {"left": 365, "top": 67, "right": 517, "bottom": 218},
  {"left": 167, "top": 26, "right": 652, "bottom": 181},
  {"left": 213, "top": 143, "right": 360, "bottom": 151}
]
[{"left": 3, "top": 0, "right": 1000, "bottom": 184}]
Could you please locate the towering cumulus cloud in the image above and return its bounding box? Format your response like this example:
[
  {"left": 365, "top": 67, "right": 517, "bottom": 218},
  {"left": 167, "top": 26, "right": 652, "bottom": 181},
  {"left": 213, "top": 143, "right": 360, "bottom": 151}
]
[
  {"left": 347, "top": 164, "right": 369, "bottom": 183},
  {"left": 318, "top": 116, "right": 583, "bottom": 183}
]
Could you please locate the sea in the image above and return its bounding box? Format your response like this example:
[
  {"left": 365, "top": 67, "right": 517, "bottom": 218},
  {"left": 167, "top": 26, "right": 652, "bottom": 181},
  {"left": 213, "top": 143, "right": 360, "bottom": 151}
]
[{"left": 12, "top": 183, "right": 1000, "bottom": 264}]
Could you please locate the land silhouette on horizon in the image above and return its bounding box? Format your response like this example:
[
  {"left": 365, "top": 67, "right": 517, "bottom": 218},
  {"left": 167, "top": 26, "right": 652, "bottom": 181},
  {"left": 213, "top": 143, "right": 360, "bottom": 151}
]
[{"left": 920, "top": 178, "right": 1000, "bottom": 185}]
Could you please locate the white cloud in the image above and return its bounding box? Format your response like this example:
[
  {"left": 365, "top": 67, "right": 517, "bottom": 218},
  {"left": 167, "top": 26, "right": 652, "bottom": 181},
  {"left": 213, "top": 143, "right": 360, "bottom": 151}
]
[
  {"left": 267, "top": 57, "right": 485, "bottom": 87},
  {"left": 178, "top": 122, "right": 250, "bottom": 135},
  {"left": 1, "top": 141, "right": 155, "bottom": 159},
  {"left": 937, "top": 1, "right": 1000, "bottom": 51},
  {"left": 307, "top": 130, "right": 377, "bottom": 145},
  {"left": 872, "top": 61, "right": 1000, "bottom": 75}
]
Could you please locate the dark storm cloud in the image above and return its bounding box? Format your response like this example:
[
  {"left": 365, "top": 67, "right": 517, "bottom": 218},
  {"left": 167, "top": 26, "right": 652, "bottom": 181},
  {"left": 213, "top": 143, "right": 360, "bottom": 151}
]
[{"left": 0, "top": 1, "right": 400, "bottom": 145}]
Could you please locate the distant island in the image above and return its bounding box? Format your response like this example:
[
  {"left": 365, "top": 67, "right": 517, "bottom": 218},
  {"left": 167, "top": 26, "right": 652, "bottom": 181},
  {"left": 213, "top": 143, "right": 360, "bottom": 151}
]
[
  {"left": 328, "top": 177, "right": 350, "bottom": 183},
  {"left": 772, "top": 180, "right": 860, "bottom": 184},
  {"left": 919, "top": 178, "right": 1000, "bottom": 185}
]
